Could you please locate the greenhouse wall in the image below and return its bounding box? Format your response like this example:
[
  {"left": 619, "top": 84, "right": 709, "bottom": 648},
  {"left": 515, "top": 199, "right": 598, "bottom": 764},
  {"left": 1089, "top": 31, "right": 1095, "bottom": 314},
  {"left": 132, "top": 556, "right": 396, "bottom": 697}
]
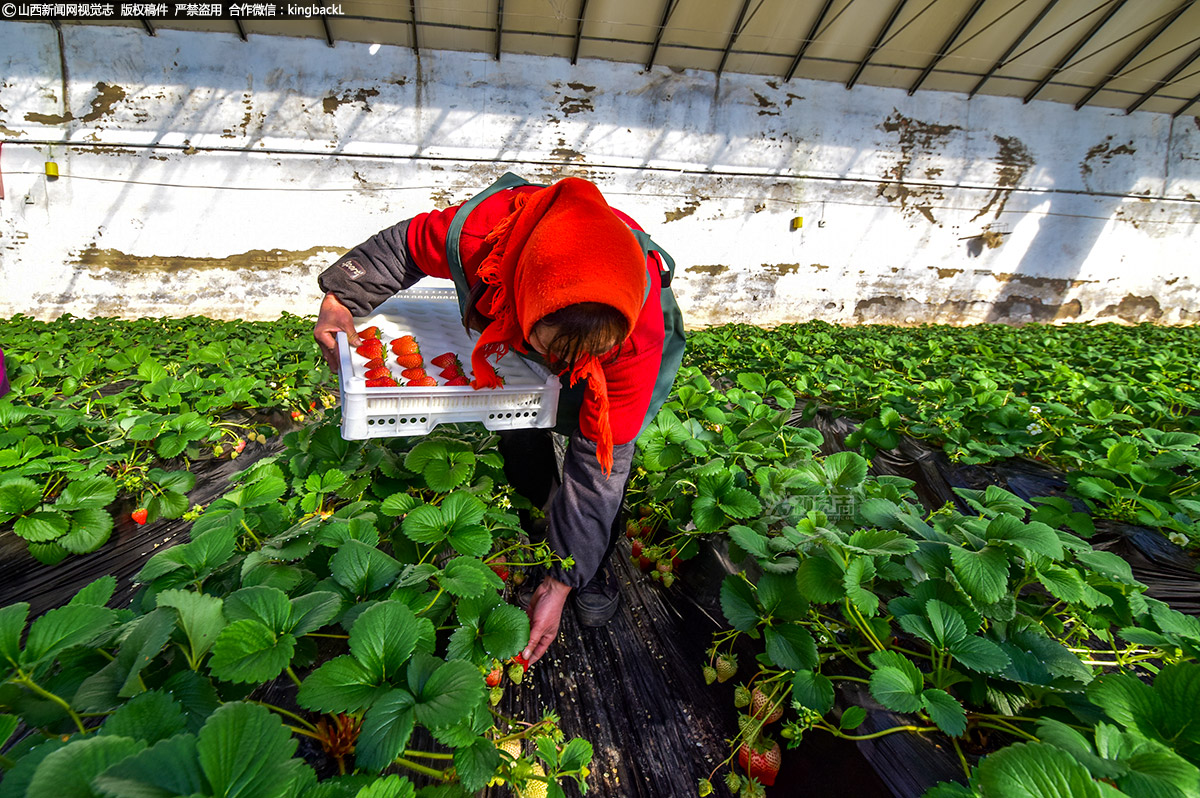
[{"left": 1, "top": 21, "right": 1197, "bottom": 327}]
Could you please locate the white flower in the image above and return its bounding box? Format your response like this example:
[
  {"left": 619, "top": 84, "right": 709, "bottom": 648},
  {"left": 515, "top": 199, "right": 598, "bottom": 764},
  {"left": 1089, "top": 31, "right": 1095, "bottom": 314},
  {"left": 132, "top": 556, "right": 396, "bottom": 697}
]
[
  {"left": 1169, "top": 532, "right": 1189, "bottom": 547},
  {"left": 1026, "top": 423, "right": 1042, "bottom": 435},
  {"left": 1030, "top": 406, "right": 1041, "bottom": 415}
]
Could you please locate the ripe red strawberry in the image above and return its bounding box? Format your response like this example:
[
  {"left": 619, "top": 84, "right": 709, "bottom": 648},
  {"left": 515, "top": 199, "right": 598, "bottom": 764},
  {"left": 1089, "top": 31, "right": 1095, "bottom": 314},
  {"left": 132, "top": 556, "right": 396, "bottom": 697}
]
[
  {"left": 364, "top": 357, "right": 387, "bottom": 370},
  {"left": 631, "top": 539, "right": 643, "bottom": 558},
  {"left": 401, "top": 367, "right": 427, "bottom": 380},
  {"left": 356, "top": 340, "right": 384, "bottom": 358},
  {"left": 233, "top": 439, "right": 246, "bottom": 454},
  {"left": 738, "top": 738, "right": 781, "bottom": 787},
  {"left": 408, "top": 376, "right": 438, "bottom": 387},
  {"left": 395, "top": 353, "right": 424, "bottom": 369},
  {"left": 365, "top": 367, "right": 392, "bottom": 380},
  {"left": 715, "top": 653, "right": 738, "bottom": 683},
  {"left": 625, "top": 519, "right": 643, "bottom": 539},
  {"left": 366, "top": 377, "right": 399, "bottom": 387},
  {"left": 430, "top": 352, "right": 458, "bottom": 369},
  {"left": 358, "top": 326, "right": 380, "bottom": 339},
  {"left": 439, "top": 365, "right": 463, "bottom": 378},
  {"left": 750, "top": 687, "right": 783, "bottom": 724},
  {"left": 485, "top": 666, "right": 503, "bottom": 687},
  {"left": 391, "top": 335, "right": 420, "bottom": 355},
  {"left": 444, "top": 376, "right": 470, "bottom": 386},
  {"left": 487, "top": 557, "right": 510, "bottom": 581},
  {"left": 131, "top": 508, "right": 148, "bottom": 525}
]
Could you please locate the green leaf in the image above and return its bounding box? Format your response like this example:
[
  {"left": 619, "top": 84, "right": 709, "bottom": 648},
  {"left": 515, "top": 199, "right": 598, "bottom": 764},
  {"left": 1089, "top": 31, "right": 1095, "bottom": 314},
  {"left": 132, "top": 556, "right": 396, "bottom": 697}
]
[
  {"left": 156, "top": 590, "right": 226, "bottom": 666},
  {"left": 115, "top": 609, "right": 176, "bottom": 698},
  {"left": 824, "top": 451, "right": 868, "bottom": 489},
  {"left": 949, "top": 546, "right": 1010, "bottom": 604},
  {"left": 0, "top": 477, "right": 42, "bottom": 516},
  {"left": 870, "top": 665, "right": 924, "bottom": 713},
  {"left": 453, "top": 736, "right": 501, "bottom": 792},
  {"left": 0, "top": 602, "right": 29, "bottom": 667},
  {"left": 58, "top": 507, "right": 115, "bottom": 553},
  {"left": 353, "top": 775, "right": 416, "bottom": 798},
  {"left": 161, "top": 670, "right": 221, "bottom": 733},
  {"left": 381, "top": 492, "right": 421, "bottom": 517},
  {"left": 986, "top": 516, "right": 1063, "bottom": 560},
  {"left": 792, "top": 669, "right": 834, "bottom": 713},
  {"left": 921, "top": 689, "right": 966, "bottom": 737},
  {"left": 1075, "top": 550, "right": 1138, "bottom": 586},
  {"left": 737, "top": 372, "right": 767, "bottom": 392},
  {"left": 560, "top": 737, "right": 593, "bottom": 773},
  {"left": 729, "top": 525, "right": 771, "bottom": 559},
  {"left": 481, "top": 604, "right": 529, "bottom": 661},
  {"left": 414, "top": 659, "right": 483, "bottom": 729},
  {"left": 926, "top": 600, "right": 968, "bottom": 647},
  {"left": 719, "top": 575, "right": 760, "bottom": 632},
  {"left": 975, "top": 742, "right": 1102, "bottom": 798},
  {"left": 70, "top": 575, "right": 117, "bottom": 607},
  {"left": 756, "top": 572, "right": 808, "bottom": 621},
  {"left": 93, "top": 735, "right": 206, "bottom": 798},
  {"left": 796, "top": 557, "right": 845, "bottom": 603},
  {"left": 843, "top": 556, "right": 880, "bottom": 616},
  {"left": 330, "top": 540, "right": 402, "bottom": 596},
  {"left": 14, "top": 511, "right": 70, "bottom": 543},
  {"left": 298, "top": 655, "right": 386, "bottom": 714},
  {"left": 290, "top": 591, "right": 342, "bottom": 637},
  {"left": 948, "top": 635, "right": 1010, "bottom": 674},
  {"left": 1104, "top": 442, "right": 1140, "bottom": 474},
  {"left": 225, "top": 586, "right": 292, "bottom": 634},
  {"left": 53, "top": 475, "right": 118, "bottom": 512},
  {"left": 209, "top": 619, "right": 297, "bottom": 684},
  {"left": 196, "top": 702, "right": 300, "bottom": 798},
  {"left": 22, "top": 604, "right": 116, "bottom": 667},
  {"left": 351, "top": 601, "right": 420, "bottom": 682},
  {"left": 1037, "top": 566, "right": 1087, "bottom": 604},
  {"left": 26, "top": 735, "right": 146, "bottom": 798},
  {"left": 847, "top": 528, "right": 918, "bottom": 556},
  {"left": 357, "top": 690, "right": 416, "bottom": 772},
  {"left": 439, "top": 557, "right": 502, "bottom": 598},
  {"left": 718, "top": 487, "right": 761, "bottom": 519},
  {"left": 400, "top": 504, "right": 447, "bottom": 546},
  {"left": 764, "top": 623, "right": 817, "bottom": 670},
  {"left": 228, "top": 475, "right": 286, "bottom": 509},
  {"left": 100, "top": 691, "right": 187, "bottom": 744},
  {"left": 840, "top": 706, "right": 867, "bottom": 730}
]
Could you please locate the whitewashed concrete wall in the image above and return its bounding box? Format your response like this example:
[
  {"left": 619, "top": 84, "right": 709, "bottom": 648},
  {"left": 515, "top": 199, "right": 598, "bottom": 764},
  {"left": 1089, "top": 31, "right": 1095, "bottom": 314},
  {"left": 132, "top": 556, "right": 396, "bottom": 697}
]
[{"left": 1, "top": 22, "right": 1197, "bottom": 326}]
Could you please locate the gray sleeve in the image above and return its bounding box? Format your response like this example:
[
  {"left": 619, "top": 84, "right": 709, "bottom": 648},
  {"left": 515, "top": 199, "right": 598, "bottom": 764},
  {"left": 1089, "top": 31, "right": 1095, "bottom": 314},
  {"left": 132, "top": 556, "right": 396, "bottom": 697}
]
[
  {"left": 545, "top": 430, "right": 635, "bottom": 589},
  {"left": 317, "top": 219, "right": 424, "bottom": 316}
]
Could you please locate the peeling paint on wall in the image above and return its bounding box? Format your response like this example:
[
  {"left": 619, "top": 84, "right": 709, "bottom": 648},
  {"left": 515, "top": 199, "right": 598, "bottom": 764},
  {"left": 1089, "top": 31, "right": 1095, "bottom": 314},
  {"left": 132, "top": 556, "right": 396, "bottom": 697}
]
[
  {"left": 23, "top": 81, "right": 125, "bottom": 125},
  {"left": 876, "top": 109, "right": 960, "bottom": 225},
  {"left": 971, "top": 135, "right": 1034, "bottom": 222},
  {"left": 323, "top": 88, "right": 379, "bottom": 114},
  {"left": 665, "top": 199, "right": 702, "bottom": 222},
  {"left": 71, "top": 246, "right": 343, "bottom": 273}
]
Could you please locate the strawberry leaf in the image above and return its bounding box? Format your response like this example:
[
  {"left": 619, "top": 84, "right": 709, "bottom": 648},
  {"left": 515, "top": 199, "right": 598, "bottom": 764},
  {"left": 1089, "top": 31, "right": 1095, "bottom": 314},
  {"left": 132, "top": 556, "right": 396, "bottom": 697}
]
[
  {"left": 225, "top": 586, "right": 292, "bottom": 634},
  {"left": 13, "top": 511, "right": 70, "bottom": 543},
  {"left": 791, "top": 670, "right": 834, "bottom": 714},
  {"left": 156, "top": 589, "right": 226, "bottom": 666},
  {"left": 330, "top": 540, "right": 402, "bottom": 596},
  {"left": 0, "top": 477, "right": 42, "bottom": 518},
  {"left": 949, "top": 546, "right": 1010, "bottom": 604},
  {"left": 921, "top": 688, "right": 967, "bottom": 737},
  {"left": 453, "top": 736, "right": 501, "bottom": 792},
  {"left": 196, "top": 702, "right": 301, "bottom": 798},
  {"left": 0, "top": 602, "right": 30, "bottom": 668},
  {"left": 975, "top": 742, "right": 1102, "bottom": 798},
  {"left": 100, "top": 691, "right": 187, "bottom": 744},
  {"left": 26, "top": 735, "right": 146, "bottom": 798},
  {"left": 350, "top": 601, "right": 420, "bottom": 682},
  {"left": 413, "top": 659, "right": 483, "bottom": 728},
  {"left": 481, "top": 603, "right": 529, "bottom": 660},
  {"left": 298, "top": 655, "right": 386, "bottom": 714},
  {"left": 21, "top": 604, "right": 117, "bottom": 667},
  {"left": 357, "top": 689, "right": 417, "bottom": 772},
  {"left": 439, "top": 557, "right": 502, "bottom": 598},
  {"left": 52, "top": 475, "right": 118, "bottom": 512},
  {"left": 59, "top": 507, "right": 115, "bottom": 553},
  {"left": 764, "top": 623, "right": 817, "bottom": 670},
  {"left": 209, "top": 619, "right": 297, "bottom": 684}
]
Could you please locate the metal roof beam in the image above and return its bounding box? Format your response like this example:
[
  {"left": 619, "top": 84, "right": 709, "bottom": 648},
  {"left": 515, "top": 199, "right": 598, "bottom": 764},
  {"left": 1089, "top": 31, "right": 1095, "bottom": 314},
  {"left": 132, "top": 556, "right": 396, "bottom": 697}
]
[
  {"left": 716, "top": 0, "right": 754, "bottom": 77},
  {"left": 495, "top": 0, "right": 504, "bottom": 60},
  {"left": 785, "top": 0, "right": 835, "bottom": 81},
  {"left": 908, "top": 0, "right": 986, "bottom": 95},
  {"left": 322, "top": 16, "right": 335, "bottom": 47},
  {"left": 234, "top": 19, "right": 247, "bottom": 41},
  {"left": 1023, "top": 0, "right": 1127, "bottom": 103},
  {"left": 141, "top": 17, "right": 156, "bottom": 35},
  {"left": 1174, "top": 89, "right": 1200, "bottom": 117},
  {"left": 410, "top": 0, "right": 420, "bottom": 53},
  {"left": 970, "top": 0, "right": 1059, "bottom": 98},
  {"left": 846, "top": 0, "right": 907, "bottom": 90},
  {"left": 1126, "top": 42, "right": 1200, "bottom": 114},
  {"left": 572, "top": 0, "right": 590, "bottom": 64},
  {"left": 1075, "top": 1, "right": 1193, "bottom": 110},
  {"left": 646, "top": 0, "right": 679, "bottom": 71}
]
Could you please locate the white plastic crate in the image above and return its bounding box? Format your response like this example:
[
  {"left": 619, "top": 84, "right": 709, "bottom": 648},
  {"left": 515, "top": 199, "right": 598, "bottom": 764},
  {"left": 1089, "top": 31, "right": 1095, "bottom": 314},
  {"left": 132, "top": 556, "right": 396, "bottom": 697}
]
[{"left": 336, "top": 287, "right": 560, "bottom": 439}]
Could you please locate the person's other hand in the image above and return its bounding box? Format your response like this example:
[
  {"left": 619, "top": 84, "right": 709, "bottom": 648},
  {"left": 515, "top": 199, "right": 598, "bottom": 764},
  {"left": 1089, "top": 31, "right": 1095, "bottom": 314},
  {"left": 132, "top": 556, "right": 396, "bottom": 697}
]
[
  {"left": 522, "top": 576, "right": 571, "bottom": 666},
  {"left": 314, "top": 292, "right": 359, "bottom": 372}
]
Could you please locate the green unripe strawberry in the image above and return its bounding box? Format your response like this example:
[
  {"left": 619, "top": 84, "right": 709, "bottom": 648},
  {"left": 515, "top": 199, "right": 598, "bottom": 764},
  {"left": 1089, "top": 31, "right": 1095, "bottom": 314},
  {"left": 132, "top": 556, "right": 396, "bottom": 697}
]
[
  {"left": 490, "top": 686, "right": 504, "bottom": 706},
  {"left": 715, "top": 653, "right": 738, "bottom": 683},
  {"left": 508, "top": 663, "right": 525, "bottom": 685},
  {"left": 702, "top": 665, "right": 717, "bottom": 685},
  {"left": 733, "top": 684, "right": 751, "bottom": 708},
  {"left": 725, "top": 772, "right": 742, "bottom": 792},
  {"left": 698, "top": 778, "right": 713, "bottom": 796}
]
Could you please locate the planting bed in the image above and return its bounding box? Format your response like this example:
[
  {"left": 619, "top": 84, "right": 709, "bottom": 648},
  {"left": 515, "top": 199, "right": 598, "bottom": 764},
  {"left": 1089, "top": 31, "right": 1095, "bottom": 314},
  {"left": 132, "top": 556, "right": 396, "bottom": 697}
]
[{"left": 1, "top": 315, "right": 1199, "bottom": 798}]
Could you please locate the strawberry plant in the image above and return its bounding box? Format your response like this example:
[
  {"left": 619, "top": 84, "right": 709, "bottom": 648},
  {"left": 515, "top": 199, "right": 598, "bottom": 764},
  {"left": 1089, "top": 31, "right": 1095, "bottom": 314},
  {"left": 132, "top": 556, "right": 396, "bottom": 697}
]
[
  {"left": 0, "top": 413, "right": 592, "bottom": 796},
  {"left": 630, "top": 369, "right": 1199, "bottom": 795},
  {"left": 0, "top": 314, "right": 339, "bottom": 563}
]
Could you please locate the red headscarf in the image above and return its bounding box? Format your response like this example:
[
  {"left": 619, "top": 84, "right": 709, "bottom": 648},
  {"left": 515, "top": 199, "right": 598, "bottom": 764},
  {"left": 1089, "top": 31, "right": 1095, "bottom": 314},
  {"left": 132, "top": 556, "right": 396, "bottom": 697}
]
[{"left": 469, "top": 178, "right": 647, "bottom": 475}]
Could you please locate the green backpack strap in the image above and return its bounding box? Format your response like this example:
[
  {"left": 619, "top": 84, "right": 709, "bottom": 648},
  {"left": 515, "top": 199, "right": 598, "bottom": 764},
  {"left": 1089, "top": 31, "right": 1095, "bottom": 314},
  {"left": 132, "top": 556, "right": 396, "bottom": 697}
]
[
  {"left": 444, "top": 172, "right": 544, "bottom": 317},
  {"left": 630, "top": 229, "right": 675, "bottom": 288}
]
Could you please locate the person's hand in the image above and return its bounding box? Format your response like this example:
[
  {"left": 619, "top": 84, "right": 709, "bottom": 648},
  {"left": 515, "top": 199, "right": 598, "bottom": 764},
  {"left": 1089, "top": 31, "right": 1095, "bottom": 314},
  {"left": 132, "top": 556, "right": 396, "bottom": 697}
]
[
  {"left": 522, "top": 576, "right": 571, "bottom": 666},
  {"left": 314, "top": 292, "right": 359, "bottom": 372}
]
